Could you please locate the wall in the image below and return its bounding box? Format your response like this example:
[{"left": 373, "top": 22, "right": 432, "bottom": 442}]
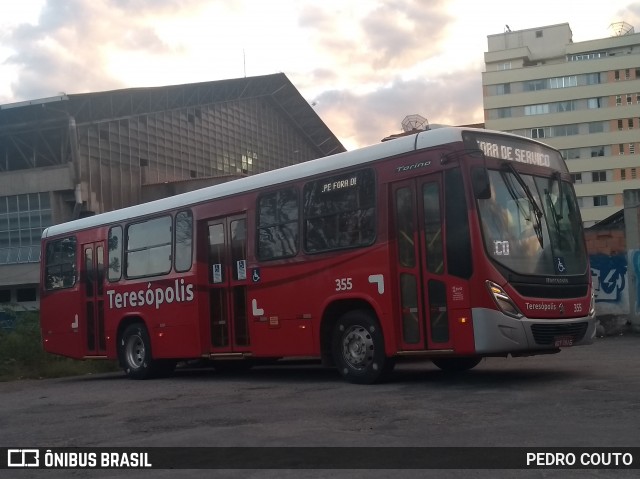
[
  {"left": 590, "top": 253, "right": 628, "bottom": 315},
  {"left": 585, "top": 215, "right": 633, "bottom": 334}
]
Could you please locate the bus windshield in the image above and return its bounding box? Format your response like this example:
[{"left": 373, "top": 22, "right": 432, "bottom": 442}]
[{"left": 477, "top": 168, "right": 587, "bottom": 276}]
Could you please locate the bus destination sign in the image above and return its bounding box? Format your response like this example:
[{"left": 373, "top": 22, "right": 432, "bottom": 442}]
[{"left": 462, "top": 132, "right": 567, "bottom": 173}]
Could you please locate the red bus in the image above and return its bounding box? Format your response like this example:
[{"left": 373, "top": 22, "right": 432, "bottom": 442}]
[{"left": 40, "top": 127, "right": 595, "bottom": 383}]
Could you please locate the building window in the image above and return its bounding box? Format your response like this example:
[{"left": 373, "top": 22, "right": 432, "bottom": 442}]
[
  {"left": 524, "top": 80, "right": 547, "bottom": 91},
  {"left": 621, "top": 169, "right": 627, "bottom": 180},
  {"left": 498, "top": 62, "right": 511, "bottom": 71},
  {"left": 561, "top": 148, "right": 581, "bottom": 160},
  {"left": 586, "top": 73, "right": 601, "bottom": 85},
  {"left": 591, "top": 146, "right": 605, "bottom": 157},
  {"left": 631, "top": 143, "right": 636, "bottom": 155},
  {"left": 615, "top": 70, "right": 620, "bottom": 81},
  {"left": 531, "top": 128, "right": 545, "bottom": 139},
  {"left": 496, "top": 83, "right": 511, "bottom": 95},
  {"left": 633, "top": 168, "right": 637, "bottom": 179},
  {"left": 557, "top": 101, "right": 574, "bottom": 112},
  {"left": 592, "top": 171, "right": 606, "bottom": 182},
  {"left": 616, "top": 95, "right": 622, "bottom": 106},
  {"left": 536, "top": 30, "right": 543, "bottom": 38},
  {"left": 0, "top": 289, "right": 10, "bottom": 303},
  {"left": 629, "top": 118, "right": 634, "bottom": 129},
  {"left": 618, "top": 119, "right": 623, "bottom": 130},
  {"left": 549, "top": 76, "right": 577, "bottom": 89},
  {"left": 628, "top": 95, "right": 633, "bottom": 105},
  {"left": 626, "top": 69, "right": 631, "bottom": 80},
  {"left": 620, "top": 144, "right": 625, "bottom": 155},
  {"left": 571, "top": 53, "right": 606, "bottom": 62},
  {"left": 588, "top": 98, "right": 601, "bottom": 109},
  {"left": 496, "top": 107, "right": 511, "bottom": 119},
  {"left": 16, "top": 288, "right": 36, "bottom": 302},
  {"left": 571, "top": 173, "right": 582, "bottom": 184},
  {"left": 553, "top": 124, "right": 579, "bottom": 137},
  {"left": 524, "top": 104, "right": 549, "bottom": 115},
  {"left": 0, "top": 193, "right": 52, "bottom": 265},
  {"left": 593, "top": 196, "right": 608, "bottom": 207},
  {"left": 588, "top": 122, "right": 604, "bottom": 134}
]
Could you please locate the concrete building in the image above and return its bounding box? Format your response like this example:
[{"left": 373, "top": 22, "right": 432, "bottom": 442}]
[
  {"left": 483, "top": 22, "right": 640, "bottom": 227},
  {"left": 0, "top": 73, "right": 345, "bottom": 310}
]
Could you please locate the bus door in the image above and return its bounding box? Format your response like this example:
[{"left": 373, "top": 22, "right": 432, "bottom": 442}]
[
  {"left": 206, "top": 215, "right": 250, "bottom": 353},
  {"left": 392, "top": 177, "right": 452, "bottom": 351},
  {"left": 81, "top": 242, "right": 106, "bottom": 356}
]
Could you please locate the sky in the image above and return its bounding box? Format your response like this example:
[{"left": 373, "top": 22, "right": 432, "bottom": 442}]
[{"left": 1, "top": 1, "right": 640, "bottom": 151}]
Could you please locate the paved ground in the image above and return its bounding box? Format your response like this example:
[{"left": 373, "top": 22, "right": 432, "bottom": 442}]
[{"left": 1, "top": 334, "right": 639, "bottom": 478}]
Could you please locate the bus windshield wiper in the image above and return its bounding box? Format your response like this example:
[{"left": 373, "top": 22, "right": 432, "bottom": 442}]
[
  {"left": 501, "top": 163, "right": 544, "bottom": 248},
  {"left": 545, "top": 172, "right": 565, "bottom": 247}
]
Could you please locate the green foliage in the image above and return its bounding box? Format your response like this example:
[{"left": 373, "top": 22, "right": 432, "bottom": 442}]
[{"left": 0, "top": 310, "right": 119, "bottom": 381}]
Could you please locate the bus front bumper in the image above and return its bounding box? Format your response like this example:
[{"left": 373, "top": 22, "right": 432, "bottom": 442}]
[{"left": 471, "top": 307, "right": 597, "bottom": 355}]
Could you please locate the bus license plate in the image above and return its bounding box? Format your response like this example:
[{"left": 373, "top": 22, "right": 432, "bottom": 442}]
[{"left": 554, "top": 336, "right": 574, "bottom": 347}]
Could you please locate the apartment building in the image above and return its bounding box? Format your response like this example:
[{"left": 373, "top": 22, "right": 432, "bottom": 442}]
[{"left": 483, "top": 23, "right": 640, "bottom": 226}]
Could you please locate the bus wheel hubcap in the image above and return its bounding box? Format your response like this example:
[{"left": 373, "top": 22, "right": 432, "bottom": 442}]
[
  {"left": 342, "top": 326, "right": 374, "bottom": 370},
  {"left": 126, "top": 335, "right": 145, "bottom": 368}
]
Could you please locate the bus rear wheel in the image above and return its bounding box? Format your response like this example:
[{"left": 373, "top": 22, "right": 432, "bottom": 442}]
[
  {"left": 431, "top": 357, "right": 481, "bottom": 372},
  {"left": 119, "top": 323, "right": 175, "bottom": 379},
  {"left": 332, "top": 310, "right": 394, "bottom": 384}
]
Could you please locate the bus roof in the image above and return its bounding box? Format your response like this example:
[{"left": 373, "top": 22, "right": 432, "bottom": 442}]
[{"left": 41, "top": 127, "right": 557, "bottom": 238}]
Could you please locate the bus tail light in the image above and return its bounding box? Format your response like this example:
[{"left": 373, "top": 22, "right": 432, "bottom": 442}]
[{"left": 486, "top": 281, "right": 523, "bottom": 319}]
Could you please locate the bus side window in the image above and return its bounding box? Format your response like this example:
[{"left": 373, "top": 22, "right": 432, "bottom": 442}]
[
  {"left": 108, "top": 226, "right": 122, "bottom": 282},
  {"left": 445, "top": 168, "right": 472, "bottom": 279},
  {"left": 44, "top": 237, "right": 77, "bottom": 290},
  {"left": 303, "top": 169, "right": 376, "bottom": 253},
  {"left": 175, "top": 210, "right": 193, "bottom": 272},
  {"left": 257, "top": 188, "right": 299, "bottom": 260},
  {"left": 125, "top": 216, "right": 172, "bottom": 278}
]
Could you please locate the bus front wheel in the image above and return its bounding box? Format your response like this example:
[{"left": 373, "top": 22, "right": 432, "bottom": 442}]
[
  {"left": 431, "top": 357, "right": 482, "bottom": 372},
  {"left": 332, "top": 310, "right": 394, "bottom": 384},
  {"left": 119, "top": 323, "right": 174, "bottom": 379}
]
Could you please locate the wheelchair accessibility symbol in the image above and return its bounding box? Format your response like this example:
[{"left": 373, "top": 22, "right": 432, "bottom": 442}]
[
  {"left": 252, "top": 268, "right": 261, "bottom": 283},
  {"left": 555, "top": 257, "right": 566, "bottom": 274}
]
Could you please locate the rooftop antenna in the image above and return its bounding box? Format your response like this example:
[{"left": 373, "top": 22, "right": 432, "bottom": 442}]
[
  {"left": 402, "top": 114, "right": 429, "bottom": 132},
  {"left": 609, "top": 21, "right": 634, "bottom": 36},
  {"left": 505, "top": 24, "right": 511, "bottom": 33}
]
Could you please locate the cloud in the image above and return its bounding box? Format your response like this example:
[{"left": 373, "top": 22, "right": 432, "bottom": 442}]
[
  {"left": 298, "top": 0, "right": 453, "bottom": 86},
  {"left": 2, "top": 0, "right": 202, "bottom": 100},
  {"left": 0, "top": 0, "right": 475, "bottom": 149},
  {"left": 314, "top": 69, "right": 483, "bottom": 149},
  {"left": 360, "top": 0, "right": 451, "bottom": 69}
]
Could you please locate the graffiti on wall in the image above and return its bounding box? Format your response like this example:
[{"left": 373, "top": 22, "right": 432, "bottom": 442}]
[
  {"left": 589, "top": 254, "right": 628, "bottom": 315},
  {"left": 632, "top": 250, "right": 640, "bottom": 314}
]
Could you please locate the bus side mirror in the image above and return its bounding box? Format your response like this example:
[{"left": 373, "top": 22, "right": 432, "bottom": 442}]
[{"left": 471, "top": 167, "right": 491, "bottom": 199}]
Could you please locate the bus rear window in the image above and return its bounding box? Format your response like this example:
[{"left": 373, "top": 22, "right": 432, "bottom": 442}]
[
  {"left": 44, "top": 237, "right": 77, "bottom": 290},
  {"left": 303, "top": 169, "right": 376, "bottom": 253},
  {"left": 125, "top": 216, "right": 172, "bottom": 278}
]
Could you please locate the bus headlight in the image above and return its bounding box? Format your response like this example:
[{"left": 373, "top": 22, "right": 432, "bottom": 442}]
[{"left": 486, "top": 281, "right": 523, "bottom": 319}]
